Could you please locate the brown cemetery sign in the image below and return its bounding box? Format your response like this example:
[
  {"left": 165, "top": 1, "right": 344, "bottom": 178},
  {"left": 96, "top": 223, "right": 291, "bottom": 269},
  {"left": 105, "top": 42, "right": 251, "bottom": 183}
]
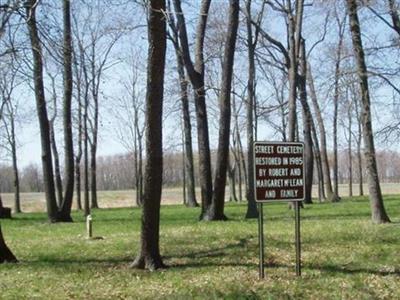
[{"left": 254, "top": 141, "right": 304, "bottom": 202}]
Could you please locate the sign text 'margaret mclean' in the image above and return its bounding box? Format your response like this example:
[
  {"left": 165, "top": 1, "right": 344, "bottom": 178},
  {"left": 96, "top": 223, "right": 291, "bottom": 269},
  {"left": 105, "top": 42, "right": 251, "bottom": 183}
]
[{"left": 256, "top": 178, "right": 303, "bottom": 188}]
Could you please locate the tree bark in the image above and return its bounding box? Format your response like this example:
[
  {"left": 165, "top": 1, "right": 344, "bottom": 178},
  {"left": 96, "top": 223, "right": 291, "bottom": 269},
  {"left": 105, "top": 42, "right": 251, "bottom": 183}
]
[
  {"left": 347, "top": 0, "right": 390, "bottom": 223},
  {"left": 131, "top": 0, "right": 167, "bottom": 270},
  {"left": 0, "top": 222, "right": 17, "bottom": 263},
  {"left": 244, "top": 0, "right": 258, "bottom": 218},
  {"left": 26, "top": 0, "right": 58, "bottom": 222},
  {"left": 204, "top": 0, "right": 239, "bottom": 221},
  {"left": 58, "top": 0, "right": 74, "bottom": 222}
]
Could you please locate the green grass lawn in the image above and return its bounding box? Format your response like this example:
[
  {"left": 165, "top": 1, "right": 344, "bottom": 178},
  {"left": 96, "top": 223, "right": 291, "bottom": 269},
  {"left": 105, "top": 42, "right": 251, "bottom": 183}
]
[{"left": 1, "top": 195, "right": 399, "bottom": 299}]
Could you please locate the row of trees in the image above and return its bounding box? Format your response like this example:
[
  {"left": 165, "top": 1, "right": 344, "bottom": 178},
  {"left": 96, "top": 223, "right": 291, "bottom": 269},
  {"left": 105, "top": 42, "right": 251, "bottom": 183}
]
[
  {"left": 1, "top": 0, "right": 399, "bottom": 267},
  {"left": 1, "top": 148, "right": 400, "bottom": 194}
]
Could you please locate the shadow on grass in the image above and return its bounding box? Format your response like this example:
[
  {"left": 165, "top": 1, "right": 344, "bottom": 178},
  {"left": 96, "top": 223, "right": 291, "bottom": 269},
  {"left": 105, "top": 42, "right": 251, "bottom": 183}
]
[
  {"left": 307, "top": 263, "right": 400, "bottom": 277},
  {"left": 19, "top": 256, "right": 132, "bottom": 266}
]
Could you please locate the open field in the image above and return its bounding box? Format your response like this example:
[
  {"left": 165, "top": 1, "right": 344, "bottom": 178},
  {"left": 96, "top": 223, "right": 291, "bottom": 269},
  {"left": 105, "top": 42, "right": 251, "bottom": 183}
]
[
  {"left": 1, "top": 195, "right": 399, "bottom": 299},
  {"left": 1, "top": 182, "right": 400, "bottom": 213}
]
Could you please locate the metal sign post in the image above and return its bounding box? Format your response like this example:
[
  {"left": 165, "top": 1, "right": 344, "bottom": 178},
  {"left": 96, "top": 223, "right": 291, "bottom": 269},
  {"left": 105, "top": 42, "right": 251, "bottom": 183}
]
[
  {"left": 258, "top": 203, "right": 264, "bottom": 279},
  {"left": 254, "top": 141, "right": 305, "bottom": 278},
  {"left": 295, "top": 201, "right": 301, "bottom": 276}
]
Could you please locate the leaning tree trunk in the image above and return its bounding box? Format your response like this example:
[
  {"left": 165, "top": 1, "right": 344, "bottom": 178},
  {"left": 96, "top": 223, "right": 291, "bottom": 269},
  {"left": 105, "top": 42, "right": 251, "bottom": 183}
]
[
  {"left": 58, "top": 0, "right": 74, "bottom": 222},
  {"left": 26, "top": 0, "right": 58, "bottom": 222},
  {"left": 131, "top": 0, "right": 167, "bottom": 271},
  {"left": 204, "top": 0, "right": 239, "bottom": 221},
  {"left": 347, "top": 0, "right": 390, "bottom": 223},
  {"left": 244, "top": 0, "right": 258, "bottom": 218},
  {"left": 0, "top": 223, "right": 17, "bottom": 263}
]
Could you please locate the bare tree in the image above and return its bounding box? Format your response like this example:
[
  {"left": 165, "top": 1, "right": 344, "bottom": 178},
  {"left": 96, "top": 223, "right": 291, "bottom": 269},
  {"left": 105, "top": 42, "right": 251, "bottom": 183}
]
[
  {"left": 131, "top": 0, "right": 167, "bottom": 271},
  {"left": 58, "top": 0, "right": 74, "bottom": 221},
  {"left": 173, "top": 0, "right": 214, "bottom": 219},
  {"left": 244, "top": 0, "right": 261, "bottom": 218},
  {"left": 332, "top": 6, "right": 346, "bottom": 198},
  {"left": 346, "top": 0, "right": 390, "bottom": 223},
  {"left": 0, "top": 53, "right": 21, "bottom": 213},
  {"left": 298, "top": 39, "right": 313, "bottom": 204},
  {"left": 112, "top": 58, "right": 145, "bottom": 207},
  {"left": 26, "top": 0, "right": 58, "bottom": 222},
  {"left": 307, "top": 63, "right": 339, "bottom": 202},
  {"left": 166, "top": 6, "right": 198, "bottom": 207},
  {"left": 203, "top": 0, "right": 239, "bottom": 221}
]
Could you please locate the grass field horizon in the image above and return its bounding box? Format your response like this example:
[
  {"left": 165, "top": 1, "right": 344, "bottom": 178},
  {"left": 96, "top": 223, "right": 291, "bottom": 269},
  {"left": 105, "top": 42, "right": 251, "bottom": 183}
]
[
  {"left": 1, "top": 182, "right": 399, "bottom": 213},
  {"left": 1, "top": 193, "right": 399, "bottom": 299}
]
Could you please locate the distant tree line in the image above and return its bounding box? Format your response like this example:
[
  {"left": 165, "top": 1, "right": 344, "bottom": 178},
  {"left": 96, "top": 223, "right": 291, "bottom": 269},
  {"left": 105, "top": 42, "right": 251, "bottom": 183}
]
[{"left": 1, "top": 149, "right": 399, "bottom": 194}]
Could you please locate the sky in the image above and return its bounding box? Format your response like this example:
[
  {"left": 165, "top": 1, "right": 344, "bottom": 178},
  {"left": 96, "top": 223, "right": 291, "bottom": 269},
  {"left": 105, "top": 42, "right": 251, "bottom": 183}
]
[{"left": 1, "top": 1, "right": 399, "bottom": 170}]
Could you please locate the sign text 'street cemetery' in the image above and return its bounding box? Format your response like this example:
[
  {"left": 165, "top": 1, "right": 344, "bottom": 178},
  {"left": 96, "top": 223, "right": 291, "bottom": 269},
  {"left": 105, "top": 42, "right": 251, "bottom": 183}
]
[{"left": 254, "top": 142, "right": 305, "bottom": 202}]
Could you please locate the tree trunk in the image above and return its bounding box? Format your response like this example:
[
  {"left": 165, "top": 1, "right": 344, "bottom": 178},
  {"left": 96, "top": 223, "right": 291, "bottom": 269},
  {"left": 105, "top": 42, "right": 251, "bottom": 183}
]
[
  {"left": 353, "top": 90, "right": 364, "bottom": 196},
  {"left": 347, "top": 0, "right": 390, "bottom": 223},
  {"left": 172, "top": 36, "right": 198, "bottom": 208},
  {"left": 181, "top": 129, "right": 187, "bottom": 205},
  {"left": 73, "top": 46, "right": 83, "bottom": 211},
  {"left": 9, "top": 111, "right": 21, "bottom": 213},
  {"left": 299, "top": 39, "right": 313, "bottom": 204},
  {"left": 0, "top": 223, "right": 17, "bottom": 263},
  {"left": 59, "top": 0, "right": 74, "bottom": 222},
  {"left": 204, "top": 0, "right": 239, "bottom": 221},
  {"left": 307, "top": 64, "right": 339, "bottom": 202},
  {"left": 131, "top": 0, "right": 167, "bottom": 270},
  {"left": 332, "top": 11, "right": 346, "bottom": 198},
  {"left": 90, "top": 144, "right": 98, "bottom": 209},
  {"left": 228, "top": 158, "right": 238, "bottom": 202},
  {"left": 311, "top": 118, "right": 326, "bottom": 202},
  {"left": 244, "top": 0, "right": 258, "bottom": 218},
  {"left": 348, "top": 105, "right": 353, "bottom": 197},
  {"left": 83, "top": 77, "right": 90, "bottom": 217},
  {"left": 231, "top": 94, "right": 245, "bottom": 202},
  {"left": 26, "top": 0, "right": 58, "bottom": 222},
  {"left": 49, "top": 121, "right": 64, "bottom": 208},
  {"left": 173, "top": 0, "right": 213, "bottom": 218},
  {"left": 357, "top": 136, "right": 364, "bottom": 196}
]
